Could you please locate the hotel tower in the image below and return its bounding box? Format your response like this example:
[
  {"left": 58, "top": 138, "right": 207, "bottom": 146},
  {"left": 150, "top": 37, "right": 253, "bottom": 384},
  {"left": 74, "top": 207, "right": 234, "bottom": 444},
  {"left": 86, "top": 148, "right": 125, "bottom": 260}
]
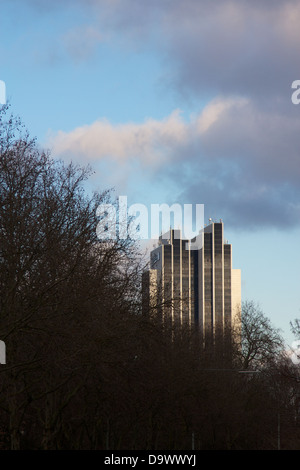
[{"left": 142, "top": 220, "right": 241, "bottom": 341}]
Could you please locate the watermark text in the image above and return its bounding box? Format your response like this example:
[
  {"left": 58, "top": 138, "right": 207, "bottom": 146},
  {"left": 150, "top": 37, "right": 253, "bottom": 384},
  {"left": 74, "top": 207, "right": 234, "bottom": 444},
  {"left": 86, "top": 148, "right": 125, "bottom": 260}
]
[
  {"left": 0, "top": 80, "right": 6, "bottom": 105},
  {"left": 96, "top": 196, "right": 205, "bottom": 249},
  {"left": 291, "top": 80, "right": 300, "bottom": 104},
  {"left": 0, "top": 340, "right": 6, "bottom": 364}
]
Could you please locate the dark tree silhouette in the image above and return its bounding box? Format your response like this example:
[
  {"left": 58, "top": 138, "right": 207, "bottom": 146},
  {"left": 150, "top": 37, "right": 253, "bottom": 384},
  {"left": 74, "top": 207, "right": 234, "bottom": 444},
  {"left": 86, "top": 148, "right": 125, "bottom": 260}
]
[{"left": 0, "top": 104, "right": 298, "bottom": 450}]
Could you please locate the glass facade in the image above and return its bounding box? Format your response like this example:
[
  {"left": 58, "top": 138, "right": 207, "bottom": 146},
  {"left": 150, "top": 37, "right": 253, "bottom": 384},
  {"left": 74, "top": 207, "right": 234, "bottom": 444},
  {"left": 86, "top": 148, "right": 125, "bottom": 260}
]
[
  {"left": 204, "top": 232, "right": 212, "bottom": 334},
  {"left": 163, "top": 243, "right": 172, "bottom": 318},
  {"left": 181, "top": 239, "right": 190, "bottom": 323},
  {"left": 173, "top": 237, "right": 181, "bottom": 321},
  {"left": 143, "top": 223, "right": 240, "bottom": 338},
  {"left": 214, "top": 223, "right": 223, "bottom": 330},
  {"left": 224, "top": 244, "right": 232, "bottom": 329},
  {"left": 191, "top": 250, "right": 198, "bottom": 325}
]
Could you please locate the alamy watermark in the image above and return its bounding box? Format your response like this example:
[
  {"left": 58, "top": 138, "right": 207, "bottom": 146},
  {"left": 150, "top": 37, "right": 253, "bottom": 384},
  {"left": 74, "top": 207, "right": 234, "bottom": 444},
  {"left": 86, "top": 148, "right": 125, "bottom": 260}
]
[
  {"left": 0, "top": 341, "right": 6, "bottom": 364},
  {"left": 96, "top": 196, "right": 205, "bottom": 249},
  {"left": 290, "top": 341, "right": 300, "bottom": 365},
  {"left": 291, "top": 80, "right": 300, "bottom": 104},
  {"left": 0, "top": 80, "right": 6, "bottom": 105}
]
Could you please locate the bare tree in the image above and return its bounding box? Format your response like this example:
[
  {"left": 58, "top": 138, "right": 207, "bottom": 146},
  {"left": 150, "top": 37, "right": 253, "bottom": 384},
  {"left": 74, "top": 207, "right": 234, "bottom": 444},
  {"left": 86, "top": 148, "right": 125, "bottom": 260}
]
[
  {"left": 234, "top": 300, "right": 284, "bottom": 371},
  {"left": 0, "top": 104, "right": 143, "bottom": 449},
  {"left": 1, "top": 104, "right": 297, "bottom": 450}
]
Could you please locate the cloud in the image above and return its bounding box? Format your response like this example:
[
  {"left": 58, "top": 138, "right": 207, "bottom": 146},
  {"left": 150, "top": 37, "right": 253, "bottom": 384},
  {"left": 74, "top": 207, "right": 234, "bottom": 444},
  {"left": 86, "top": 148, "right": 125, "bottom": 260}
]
[
  {"left": 53, "top": 0, "right": 300, "bottom": 102},
  {"left": 62, "top": 26, "right": 103, "bottom": 62},
  {"left": 48, "top": 109, "right": 188, "bottom": 167},
  {"left": 196, "top": 97, "right": 248, "bottom": 134},
  {"left": 12, "top": 1, "right": 300, "bottom": 104},
  {"left": 49, "top": 96, "right": 300, "bottom": 229},
  {"left": 8, "top": 0, "right": 300, "bottom": 229},
  {"left": 168, "top": 97, "right": 300, "bottom": 229},
  {"left": 15, "top": 0, "right": 300, "bottom": 102},
  {"left": 159, "top": 0, "right": 300, "bottom": 100}
]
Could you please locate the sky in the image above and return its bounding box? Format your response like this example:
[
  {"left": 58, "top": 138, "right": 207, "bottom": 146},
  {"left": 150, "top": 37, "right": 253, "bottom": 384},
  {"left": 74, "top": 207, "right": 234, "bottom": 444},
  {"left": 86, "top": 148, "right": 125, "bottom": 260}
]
[{"left": 1, "top": 0, "right": 300, "bottom": 347}]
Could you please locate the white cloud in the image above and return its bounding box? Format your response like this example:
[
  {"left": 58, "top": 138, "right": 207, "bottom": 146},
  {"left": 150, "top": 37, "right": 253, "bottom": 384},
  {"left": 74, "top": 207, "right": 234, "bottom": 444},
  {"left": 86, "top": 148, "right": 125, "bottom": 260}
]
[
  {"left": 49, "top": 95, "right": 300, "bottom": 220},
  {"left": 49, "top": 96, "right": 300, "bottom": 185},
  {"left": 196, "top": 97, "right": 248, "bottom": 134},
  {"left": 17, "top": 0, "right": 300, "bottom": 228},
  {"left": 49, "top": 109, "right": 188, "bottom": 167}
]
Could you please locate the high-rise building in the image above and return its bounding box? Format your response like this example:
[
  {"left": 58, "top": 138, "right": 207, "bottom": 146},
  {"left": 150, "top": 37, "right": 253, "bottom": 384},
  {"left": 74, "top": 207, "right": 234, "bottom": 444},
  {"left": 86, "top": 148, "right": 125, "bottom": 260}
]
[{"left": 142, "top": 221, "right": 241, "bottom": 341}]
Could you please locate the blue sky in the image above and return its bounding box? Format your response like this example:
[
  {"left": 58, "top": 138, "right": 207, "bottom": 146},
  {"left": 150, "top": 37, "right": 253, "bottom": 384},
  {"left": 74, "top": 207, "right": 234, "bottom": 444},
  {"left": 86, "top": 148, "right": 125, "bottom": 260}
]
[{"left": 2, "top": 0, "right": 300, "bottom": 346}]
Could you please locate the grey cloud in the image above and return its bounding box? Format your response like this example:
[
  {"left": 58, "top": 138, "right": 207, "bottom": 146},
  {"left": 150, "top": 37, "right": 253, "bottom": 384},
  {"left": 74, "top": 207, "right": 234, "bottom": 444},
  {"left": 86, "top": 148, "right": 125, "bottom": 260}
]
[
  {"left": 11, "top": 0, "right": 300, "bottom": 102},
  {"left": 163, "top": 157, "right": 300, "bottom": 231},
  {"left": 198, "top": 102, "right": 300, "bottom": 186},
  {"left": 177, "top": 173, "right": 300, "bottom": 231},
  {"left": 160, "top": 99, "right": 300, "bottom": 229},
  {"left": 158, "top": 1, "right": 300, "bottom": 102},
  {"left": 69, "top": 0, "right": 300, "bottom": 102},
  {"left": 50, "top": 97, "right": 300, "bottom": 229},
  {"left": 8, "top": 0, "right": 300, "bottom": 230}
]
